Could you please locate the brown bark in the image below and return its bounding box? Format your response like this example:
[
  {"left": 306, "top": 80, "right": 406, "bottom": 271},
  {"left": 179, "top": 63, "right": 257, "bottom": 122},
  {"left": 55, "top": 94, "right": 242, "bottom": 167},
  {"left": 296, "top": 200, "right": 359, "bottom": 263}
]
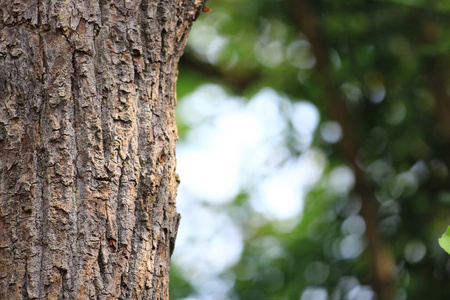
[
  {"left": 290, "top": 1, "right": 397, "bottom": 299},
  {"left": 0, "top": 0, "right": 203, "bottom": 299}
]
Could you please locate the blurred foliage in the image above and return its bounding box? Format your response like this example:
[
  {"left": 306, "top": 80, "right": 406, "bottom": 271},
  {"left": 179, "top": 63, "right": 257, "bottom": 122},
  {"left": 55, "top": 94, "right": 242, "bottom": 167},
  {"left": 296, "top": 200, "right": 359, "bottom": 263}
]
[{"left": 172, "top": 0, "right": 450, "bottom": 299}]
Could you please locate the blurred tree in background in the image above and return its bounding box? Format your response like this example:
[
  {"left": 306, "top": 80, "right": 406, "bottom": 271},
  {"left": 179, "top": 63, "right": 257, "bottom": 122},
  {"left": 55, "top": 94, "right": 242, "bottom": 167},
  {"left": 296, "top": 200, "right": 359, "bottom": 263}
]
[{"left": 171, "top": 0, "right": 450, "bottom": 299}]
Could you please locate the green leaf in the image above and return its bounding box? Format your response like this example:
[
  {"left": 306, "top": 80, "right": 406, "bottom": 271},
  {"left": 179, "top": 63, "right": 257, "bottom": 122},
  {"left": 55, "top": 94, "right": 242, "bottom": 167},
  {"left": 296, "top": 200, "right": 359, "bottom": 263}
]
[{"left": 438, "top": 226, "right": 450, "bottom": 254}]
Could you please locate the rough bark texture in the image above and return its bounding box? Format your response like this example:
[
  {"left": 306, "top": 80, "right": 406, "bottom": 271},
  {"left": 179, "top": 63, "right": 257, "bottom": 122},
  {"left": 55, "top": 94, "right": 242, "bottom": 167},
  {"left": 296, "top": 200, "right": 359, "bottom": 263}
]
[{"left": 0, "top": 0, "right": 203, "bottom": 299}]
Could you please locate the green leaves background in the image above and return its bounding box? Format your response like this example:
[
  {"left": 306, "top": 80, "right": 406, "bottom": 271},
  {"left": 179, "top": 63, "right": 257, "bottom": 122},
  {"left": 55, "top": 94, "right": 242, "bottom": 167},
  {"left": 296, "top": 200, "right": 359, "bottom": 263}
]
[{"left": 172, "top": 1, "right": 450, "bottom": 299}]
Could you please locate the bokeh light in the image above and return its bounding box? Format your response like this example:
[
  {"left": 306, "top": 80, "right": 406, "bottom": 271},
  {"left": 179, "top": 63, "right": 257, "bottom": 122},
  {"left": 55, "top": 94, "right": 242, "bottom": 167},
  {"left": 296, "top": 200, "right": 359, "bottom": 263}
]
[{"left": 171, "top": 1, "right": 450, "bottom": 299}]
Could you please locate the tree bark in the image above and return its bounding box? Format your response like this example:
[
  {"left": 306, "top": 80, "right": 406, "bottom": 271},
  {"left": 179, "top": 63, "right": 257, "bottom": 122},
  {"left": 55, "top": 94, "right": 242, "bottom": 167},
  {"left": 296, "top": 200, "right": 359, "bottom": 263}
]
[{"left": 0, "top": 0, "right": 203, "bottom": 299}]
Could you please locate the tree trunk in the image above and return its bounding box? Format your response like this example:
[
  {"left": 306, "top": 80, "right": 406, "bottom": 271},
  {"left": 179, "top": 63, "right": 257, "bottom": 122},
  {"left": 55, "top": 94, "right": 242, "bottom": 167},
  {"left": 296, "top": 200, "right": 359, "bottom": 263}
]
[{"left": 0, "top": 0, "right": 203, "bottom": 299}]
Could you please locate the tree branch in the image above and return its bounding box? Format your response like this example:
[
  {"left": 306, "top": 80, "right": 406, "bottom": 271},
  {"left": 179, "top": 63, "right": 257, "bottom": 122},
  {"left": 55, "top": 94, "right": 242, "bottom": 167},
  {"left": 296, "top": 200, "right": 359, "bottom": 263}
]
[{"left": 289, "top": 1, "right": 397, "bottom": 299}]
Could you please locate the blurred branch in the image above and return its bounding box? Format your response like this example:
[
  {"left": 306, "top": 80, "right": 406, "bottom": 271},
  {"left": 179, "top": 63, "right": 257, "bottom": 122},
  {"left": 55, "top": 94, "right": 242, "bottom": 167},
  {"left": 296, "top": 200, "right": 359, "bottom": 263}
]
[
  {"left": 425, "top": 57, "right": 450, "bottom": 146},
  {"left": 289, "top": 1, "right": 397, "bottom": 299},
  {"left": 373, "top": 0, "right": 450, "bottom": 18},
  {"left": 421, "top": 19, "right": 450, "bottom": 183},
  {"left": 179, "top": 53, "right": 260, "bottom": 93}
]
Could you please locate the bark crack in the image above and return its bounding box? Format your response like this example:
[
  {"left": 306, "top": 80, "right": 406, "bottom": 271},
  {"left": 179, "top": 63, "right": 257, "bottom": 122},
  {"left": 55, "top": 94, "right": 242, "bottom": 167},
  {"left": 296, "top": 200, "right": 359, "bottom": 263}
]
[
  {"left": 36, "top": 8, "right": 47, "bottom": 298},
  {"left": 70, "top": 37, "right": 81, "bottom": 298}
]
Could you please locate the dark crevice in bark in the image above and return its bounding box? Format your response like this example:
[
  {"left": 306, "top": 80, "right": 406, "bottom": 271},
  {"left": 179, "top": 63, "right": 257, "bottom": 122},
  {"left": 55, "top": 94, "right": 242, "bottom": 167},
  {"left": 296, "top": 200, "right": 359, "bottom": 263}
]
[
  {"left": 98, "top": 0, "right": 108, "bottom": 27},
  {"left": 37, "top": 125, "right": 48, "bottom": 300},
  {"left": 58, "top": 267, "right": 68, "bottom": 299},
  {"left": 35, "top": 22, "right": 46, "bottom": 295},
  {"left": 21, "top": 260, "right": 29, "bottom": 300},
  {"left": 97, "top": 244, "right": 107, "bottom": 286},
  {"left": 36, "top": 16, "right": 49, "bottom": 299},
  {"left": 169, "top": 213, "right": 181, "bottom": 256},
  {"left": 70, "top": 41, "right": 81, "bottom": 298}
]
